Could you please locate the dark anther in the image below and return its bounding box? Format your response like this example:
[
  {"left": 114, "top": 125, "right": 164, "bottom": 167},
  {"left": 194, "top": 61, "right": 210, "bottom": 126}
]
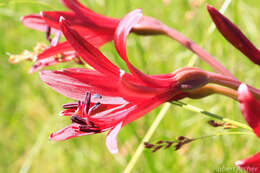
[
  {"left": 71, "top": 115, "right": 87, "bottom": 125},
  {"left": 46, "top": 26, "right": 52, "bottom": 43},
  {"left": 88, "top": 102, "right": 101, "bottom": 114},
  {"left": 79, "top": 125, "right": 101, "bottom": 133},
  {"left": 83, "top": 92, "right": 91, "bottom": 115},
  {"left": 88, "top": 121, "right": 98, "bottom": 128},
  {"left": 93, "top": 94, "right": 102, "bottom": 99},
  {"left": 63, "top": 102, "right": 78, "bottom": 109}
]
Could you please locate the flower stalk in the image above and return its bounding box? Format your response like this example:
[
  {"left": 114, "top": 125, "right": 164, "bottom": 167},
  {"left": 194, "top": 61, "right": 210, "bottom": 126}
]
[{"left": 171, "top": 101, "right": 252, "bottom": 131}]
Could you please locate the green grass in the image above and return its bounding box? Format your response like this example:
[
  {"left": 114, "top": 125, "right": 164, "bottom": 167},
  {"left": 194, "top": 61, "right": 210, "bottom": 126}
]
[{"left": 1, "top": 0, "right": 260, "bottom": 172}]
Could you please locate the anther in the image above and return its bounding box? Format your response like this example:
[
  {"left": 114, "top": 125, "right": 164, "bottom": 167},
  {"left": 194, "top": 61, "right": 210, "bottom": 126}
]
[
  {"left": 88, "top": 102, "right": 101, "bottom": 114},
  {"left": 88, "top": 121, "right": 98, "bottom": 128},
  {"left": 62, "top": 102, "right": 78, "bottom": 109},
  {"left": 46, "top": 26, "right": 52, "bottom": 43},
  {"left": 79, "top": 125, "right": 101, "bottom": 133},
  {"left": 93, "top": 94, "right": 102, "bottom": 99},
  {"left": 83, "top": 92, "right": 91, "bottom": 115},
  {"left": 71, "top": 115, "right": 87, "bottom": 125}
]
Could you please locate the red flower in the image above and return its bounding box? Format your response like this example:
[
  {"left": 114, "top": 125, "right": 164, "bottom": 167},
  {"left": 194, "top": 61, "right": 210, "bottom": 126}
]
[
  {"left": 40, "top": 9, "right": 187, "bottom": 153},
  {"left": 22, "top": 0, "right": 165, "bottom": 72},
  {"left": 236, "top": 151, "right": 260, "bottom": 173},
  {"left": 22, "top": 0, "right": 120, "bottom": 72},
  {"left": 238, "top": 84, "right": 260, "bottom": 138},
  {"left": 207, "top": 4, "right": 260, "bottom": 66}
]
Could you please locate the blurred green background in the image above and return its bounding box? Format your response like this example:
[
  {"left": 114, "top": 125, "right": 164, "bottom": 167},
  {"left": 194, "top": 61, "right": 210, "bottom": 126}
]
[{"left": 1, "top": 0, "right": 260, "bottom": 172}]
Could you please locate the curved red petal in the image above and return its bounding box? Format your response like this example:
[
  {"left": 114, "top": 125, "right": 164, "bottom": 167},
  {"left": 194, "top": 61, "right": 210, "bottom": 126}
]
[
  {"left": 21, "top": 14, "right": 47, "bottom": 32},
  {"left": 235, "top": 151, "right": 260, "bottom": 173},
  {"left": 59, "top": 0, "right": 120, "bottom": 28},
  {"left": 106, "top": 122, "right": 122, "bottom": 154},
  {"left": 114, "top": 9, "right": 173, "bottom": 87},
  {"left": 50, "top": 123, "right": 103, "bottom": 141},
  {"left": 238, "top": 84, "right": 260, "bottom": 138},
  {"left": 59, "top": 18, "right": 120, "bottom": 76},
  {"left": 41, "top": 11, "right": 116, "bottom": 36},
  {"left": 207, "top": 4, "right": 260, "bottom": 66},
  {"left": 40, "top": 69, "right": 127, "bottom": 104},
  {"left": 22, "top": 14, "right": 60, "bottom": 34}
]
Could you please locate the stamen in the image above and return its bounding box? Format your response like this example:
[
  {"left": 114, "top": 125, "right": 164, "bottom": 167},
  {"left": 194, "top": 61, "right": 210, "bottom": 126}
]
[
  {"left": 88, "top": 120, "right": 98, "bottom": 128},
  {"left": 88, "top": 102, "right": 101, "bottom": 114},
  {"left": 46, "top": 26, "right": 52, "bottom": 43},
  {"left": 78, "top": 100, "right": 81, "bottom": 106},
  {"left": 93, "top": 94, "right": 102, "bottom": 99},
  {"left": 62, "top": 102, "right": 78, "bottom": 109},
  {"left": 83, "top": 92, "right": 91, "bottom": 115},
  {"left": 79, "top": 125, "right": 101, "bottom": 133},
  {"left": 71, "top": 115, "right": 87, "bottom": 125}
]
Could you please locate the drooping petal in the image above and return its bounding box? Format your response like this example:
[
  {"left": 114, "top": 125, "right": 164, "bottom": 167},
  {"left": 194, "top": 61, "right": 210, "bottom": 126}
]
[
  {"left": 21, "top": 14, "right": 60, "bottom": 34},
  {"left": 114, "top": 9, "right": 173, "bottom": 87},
  {"left": 207, "top": 4, "right": 260, "bottom": 66},
  {"left": 59, "top": 0, "right": 120, "bottom": 28},
  {"left": 59, "top": 17, "right": 120, "bottom": 77},
  {"left": 235, "top": 151, "right": 260, "bottom": 173},
  {"left": 21, "top": 14, "right": 48, "bottom": 32},
  {"left": 41, "top": 11, "right": 115, "bottom": 41},
  {"left": 106, "top": 122, "right": 122, "bottom": 154},
  {"left": 40, "top": 69, "right": 127, "bottom": 104},
  {"left": 238, "top": 84, "right": 260, "bottom": 138},
  {"left": 50, "top": 123, "right": 106, "bottom": 141}
]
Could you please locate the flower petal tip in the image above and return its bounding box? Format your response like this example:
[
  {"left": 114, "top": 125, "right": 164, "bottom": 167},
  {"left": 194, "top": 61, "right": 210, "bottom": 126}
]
[
  {"left": 238, "top": 83, "right": 251, "bottom": 101},
  {"left": 206, "top": 4, "right": 214, "bottom": 11},
  {"left": 49, "top": 133, "right": 56, "bottom": 141},
  {"left": 235, "top": 160, "right": 244, "bottom": 167},
  {"left": 106, "top": 122, "right": 122, "bottom": 154}
]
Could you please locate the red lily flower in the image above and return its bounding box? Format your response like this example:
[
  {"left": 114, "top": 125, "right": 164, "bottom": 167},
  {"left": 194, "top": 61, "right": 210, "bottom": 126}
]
[
  {"left": 238, "top": 84, "right": 260, "bottom": 138},
  {"left": 207, "top": 4, "right": 260, "bottom": 66},
  {"left": 22, "top": 0, "right": 120, "bottom": 72},
  {"left": 236, "top": 151, "right": 260, "bottom": 173},
  {"left": 40, "top": 10, "right": 194, "bottom": 153},
  {"left": 22, "top": 0, "right": 165, "bottom": 73}
]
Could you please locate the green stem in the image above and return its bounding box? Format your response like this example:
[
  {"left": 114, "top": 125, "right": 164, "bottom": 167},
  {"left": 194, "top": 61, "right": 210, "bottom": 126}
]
[
  {"left": 171, "top": 101, "right": 252, "bottom": 131},
  {"left": 195, "top": 131, "right": 254, "bottom": 140}
]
